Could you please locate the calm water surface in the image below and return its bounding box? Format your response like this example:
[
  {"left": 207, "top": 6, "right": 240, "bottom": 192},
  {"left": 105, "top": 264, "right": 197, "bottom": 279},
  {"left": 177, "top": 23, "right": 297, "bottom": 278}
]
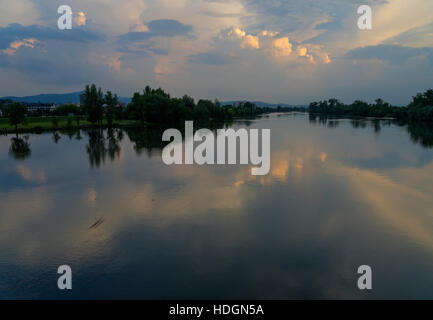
[{"left": 1, "top": 113, "right": 433, "bottom": 299}]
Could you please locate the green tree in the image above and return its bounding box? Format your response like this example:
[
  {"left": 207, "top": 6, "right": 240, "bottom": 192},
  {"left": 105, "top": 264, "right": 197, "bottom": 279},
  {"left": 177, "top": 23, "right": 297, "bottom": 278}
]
[
  {"left": 56, "top": 104, "right": 81, "bottom": 116},
  {"left": 84, "top": 84, "right": 104, "bottom": 125},
  {"left": 408, "top": 89, "right": 433, "bottom": 122},
  {"left": 9, "top": 102, "right": 27, "bottom": 132},
  {"left": 127, "top": 92, "right": 146, "bottom": 122},
  {"left": 104, "top": 91, "right": 119, "bottom": 126}
]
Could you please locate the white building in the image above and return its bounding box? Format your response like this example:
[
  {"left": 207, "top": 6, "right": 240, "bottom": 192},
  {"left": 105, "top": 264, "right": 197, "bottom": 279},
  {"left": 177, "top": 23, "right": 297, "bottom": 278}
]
[{"left": 25, "top": 103, "right": 57, "bottom": 113}]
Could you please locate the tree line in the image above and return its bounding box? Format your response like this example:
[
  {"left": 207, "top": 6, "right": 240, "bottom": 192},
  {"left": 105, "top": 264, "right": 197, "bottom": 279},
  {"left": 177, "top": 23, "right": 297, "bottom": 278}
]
[
  {"left": 124, "top": 86, "right": 277, "bottom": 125},
  {"left": 4, "top": 86, "right": 433, "bottom": 132},
  {"left": 308, "top": 89, "right": 433, "bottom": 122},
  {"left": 2, "top": 84, "right": 279, "bottom": 131}
]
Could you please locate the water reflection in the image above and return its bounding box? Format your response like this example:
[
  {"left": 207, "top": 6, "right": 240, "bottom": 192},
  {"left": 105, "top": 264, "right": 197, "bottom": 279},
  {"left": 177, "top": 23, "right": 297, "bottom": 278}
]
[
  {"left": 85, "top": 128, "right": 124, "bottom": 167},
  {"left": 9, "top": 134, "right": 31, "bottom": 160},
  {"left": 406, "top": 121, "right": 433, "bottom": 148},
  {"left": 52, "top": 131, "right": 61, "bottom": 144},
  {"left": 125, "top": 126, "right": 166, "bottom": 157},
  {"left": 309, "top": 114, "right": 433, "bottom": 149},
  {"left": 2, "top": 113, "right": 433, "bottom": 299}
]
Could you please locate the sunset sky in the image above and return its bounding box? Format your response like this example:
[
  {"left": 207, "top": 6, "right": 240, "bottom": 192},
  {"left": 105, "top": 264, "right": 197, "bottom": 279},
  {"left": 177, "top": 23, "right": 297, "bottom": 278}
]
[{"left": 1, "top": 0, "right": 432, "bottom": 104}]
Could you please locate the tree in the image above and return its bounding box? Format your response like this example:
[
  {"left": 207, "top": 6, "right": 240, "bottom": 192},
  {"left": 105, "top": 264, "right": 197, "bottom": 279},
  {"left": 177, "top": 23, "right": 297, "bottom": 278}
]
[
  {"left": 244, "top": 101, "right": 255, "bottom": 116},
  {"left": 104, "top": 91, "right": 118, "bottom": 126},
  {"left": 408, "top": 89, "right": 433, "bottom": 122},
  {"left": 127, "top": 92, "right": 146, "bottom": 122},
  {"left": 9, "top": 102, "right": 27, "bottom": 132},
  {"left": 182, "top": 95, "right": 195, "bottom": 109},
  {"left": 56, "top": 104, "right": 80, "bottom": 116},
  {"left": 84, "top": 84, "right": 104, "bottom": 125}
]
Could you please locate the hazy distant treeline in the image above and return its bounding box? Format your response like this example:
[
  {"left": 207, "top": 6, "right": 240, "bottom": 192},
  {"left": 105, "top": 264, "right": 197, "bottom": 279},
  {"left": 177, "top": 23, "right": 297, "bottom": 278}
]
[{"left": 309, "top": 89, "right": 433, "bottom": 122}]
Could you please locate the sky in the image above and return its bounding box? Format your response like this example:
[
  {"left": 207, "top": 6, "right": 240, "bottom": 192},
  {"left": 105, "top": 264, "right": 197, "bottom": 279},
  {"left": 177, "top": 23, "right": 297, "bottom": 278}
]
[{"left": 0, "top": 0, "right": 432, "bottom": 105}]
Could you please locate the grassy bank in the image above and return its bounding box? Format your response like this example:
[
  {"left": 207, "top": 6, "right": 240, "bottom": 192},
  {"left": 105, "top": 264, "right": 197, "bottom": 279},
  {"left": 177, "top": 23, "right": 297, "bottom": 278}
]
[{"left": 0, "top": 116, "right": 139, "bottom": 134}]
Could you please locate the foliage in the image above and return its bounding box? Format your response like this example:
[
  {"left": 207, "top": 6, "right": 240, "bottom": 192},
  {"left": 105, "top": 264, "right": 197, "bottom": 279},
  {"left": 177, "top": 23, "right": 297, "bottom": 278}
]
[
  {"left": 309, "top": 98, "right": 408, "bottom": 119},
  {"left": 104, "top": 91, "right": 119, "bottom": 126},
  {"left": 83, "top": 84, "right": 104, "bottom": 125},
  {"left": 124, "top": 86, "right": 272, "bottom": 125},
  {"left": 9, "top": 102, "right": 27, "bottom": 131},
  {"left": 56, "top": 104, "right": 81, "bottom": 116},
  {"left": 408, "top": 89, "right": 433, "bottom": 122}
]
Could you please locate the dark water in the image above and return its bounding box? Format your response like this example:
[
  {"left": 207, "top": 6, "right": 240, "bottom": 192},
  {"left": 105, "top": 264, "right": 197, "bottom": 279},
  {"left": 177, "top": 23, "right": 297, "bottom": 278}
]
[{"left": 1, "top": 113, "right": 433, "bottom": 299}]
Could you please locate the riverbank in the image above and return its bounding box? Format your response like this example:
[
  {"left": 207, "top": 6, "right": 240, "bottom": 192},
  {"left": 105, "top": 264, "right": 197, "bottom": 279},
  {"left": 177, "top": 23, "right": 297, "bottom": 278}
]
[{"left": 0, "top": 116, "right": 140, "bottom": 134}]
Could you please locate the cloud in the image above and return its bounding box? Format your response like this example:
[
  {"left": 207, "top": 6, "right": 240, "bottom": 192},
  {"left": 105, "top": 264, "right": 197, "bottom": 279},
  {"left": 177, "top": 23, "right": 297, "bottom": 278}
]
[
  {"left": 346, "top": 45, "right": 433, "bottom": 65},
  {"left": 272, "top": 37, "right": 293, "bottom": 56},
  {"left": 315, "top": 20, "right": 341, "bottom": 31},
  {"left": 0, "top": 23, "right": 104, "bottom": 50},
  {"left": 117, "top": 31, "right": 154, "bottom": 45},
  {"left": 108, "top": 54, "right": 122, "bottom": 72},
  {"left": 189, "top": 52, "right": 233, "bottom": 65},
  {"left": 117, "top": 19, "right": 194, "bottom": 54},
  {"left": 73, "top": 12, "right": 86, "bottom": 27},
  {"left": 260, "top": 30, "right": 279, "bottom": 37},
  {"left": 2, "top": 38, "right": 39, "bottom": 55},
  {"left": 0, "top": 0, "right": 39, "bottom": 27},
  {"left": 296, "top": 46, "right": 307, "bottom": 57},
  {"left": 16, "top": 164, "right": 46, "bottom": 183},
  {"left": 383, "top": 21, "right": 433, "bottom": 47},
  {"left": 129, "top": 24, "right": 150, "bottom": 33},
  {"left": 226, "top": 27, "right": 260, "bottom": 50},
  {"left": 218, "top": 26, "right": 330, "bottom": 65},
  {"left": 228, "top": 27, "right": 246, "bottom": 39},
  {"left": 241, "top": 35, "right": 260, "bottom": 49},
  {"left": 0, "top": 0, "right": 431, "bottom": 104},
  {"left": 147, "top": 19, "right": 193, "bottom": 37}
]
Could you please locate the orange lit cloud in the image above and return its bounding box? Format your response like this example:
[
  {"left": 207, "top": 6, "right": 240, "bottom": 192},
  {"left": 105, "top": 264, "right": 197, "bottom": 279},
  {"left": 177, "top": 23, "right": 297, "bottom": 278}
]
[
  {"left": 2, "top": 38, "right": 39, "bottom": 55},
  {"left": 241, "top": 34, "right": 260, "bottom": 49}
]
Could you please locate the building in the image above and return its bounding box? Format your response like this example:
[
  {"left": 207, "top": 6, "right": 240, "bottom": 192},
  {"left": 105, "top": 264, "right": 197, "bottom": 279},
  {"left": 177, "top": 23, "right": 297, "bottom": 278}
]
[{"left": 25, "top": 103, "right": 57, "bottom": 113}]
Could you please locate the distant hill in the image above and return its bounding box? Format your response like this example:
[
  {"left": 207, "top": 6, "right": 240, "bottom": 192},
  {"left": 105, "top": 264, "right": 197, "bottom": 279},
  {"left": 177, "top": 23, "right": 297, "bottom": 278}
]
[
  {"left": 0, "top": 92, "right": 132, "bottom": 105},
  {"left": 1, "top": 92, "right": 304, "bottom": 109},
  {"left": 221, "top": 100, "right": 307, "bottom": 109}
]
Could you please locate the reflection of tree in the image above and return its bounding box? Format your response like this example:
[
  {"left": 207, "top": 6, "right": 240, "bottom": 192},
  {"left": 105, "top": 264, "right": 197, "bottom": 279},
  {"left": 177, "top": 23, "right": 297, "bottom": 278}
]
[
  {"left": 107, "top": 128, "right": 122, "bottom": 161},
  {"left": 372, "top": 120, "right": 382, "bottom": 134},
  {"left": 309, "top": 114, "right": 433, "bottom": 149},
  {"left": 75, "top": 130, "right": 83, "bottom": 141},
  {"left": 52, "top": 132, "right": 61, "bottom": 144},
  {"left": 350, "top": 119, "right": 367, "bottom": 129},
  {"left": 85, "top": 128, "right": 123, "bottom": 167},
  {"left": 125, "top": 121, "right": 236, "bottom": 158},
  {"left": 86, "top": 129, "right": 107, "bottom": 168},
  {"left": 327, "top": 120, "right": 339, "bottom": 129},
  {"left": 407, "top": 121, "right": 433, "bottom": 148},
  {"left": 60, "top": 128, "right": 80, "bottom": 140},
  {"left": 308, "top": 114, "right": 318, "bottom": 124},
  {"left": 9, "top": 134, "right": 31, "bottom": 160},
  {"left": 125, "top": 126, "right": 165, "bottom": 158}
]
